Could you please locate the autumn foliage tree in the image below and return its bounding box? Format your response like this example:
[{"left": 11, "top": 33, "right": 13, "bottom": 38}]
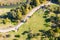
[{"left": 17, "top": 9, "right": 22, "bottom": 20}]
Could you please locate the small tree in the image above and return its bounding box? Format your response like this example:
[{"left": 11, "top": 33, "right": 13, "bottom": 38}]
[{"left": 17, "top": 9, "right": 22, "bottom": 20}]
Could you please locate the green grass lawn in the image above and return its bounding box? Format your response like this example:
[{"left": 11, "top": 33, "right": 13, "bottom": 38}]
[{"left": 0, "top": 9, "right": 51, "bottom": 40}]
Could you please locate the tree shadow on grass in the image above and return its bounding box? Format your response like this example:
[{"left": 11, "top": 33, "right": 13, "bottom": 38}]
[
  {"left": 39, "top": 30, "right": 52, "bottom": 37},
  {"left": 22, "top": 31, "right": 29, "bottom": 35}
]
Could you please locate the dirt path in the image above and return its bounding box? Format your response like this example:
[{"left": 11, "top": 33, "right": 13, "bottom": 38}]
[{"left": 0, "top": 2, "right": 53, "bottom": 33}]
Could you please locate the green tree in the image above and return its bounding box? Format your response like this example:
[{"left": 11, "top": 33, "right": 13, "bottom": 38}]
[
  {"left": 31, "top": 0, "right": 40, "bottom": 6},
  {"left": 21, "top": 6, "right": 26, "bottom": 15},
  {"left": 11, "top": 11, "right": 17, "bottom": 19}
]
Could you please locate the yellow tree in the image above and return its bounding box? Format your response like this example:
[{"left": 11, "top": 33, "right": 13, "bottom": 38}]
[
  {"left": 39, "top": 0, "right": 47, "bottom": 4},
  {"left": 17, "top": 9, "right": 22, "bottom": 20},
  {"left": 5, "top": 18, "right": 11, "bottom": 24},
  {"left": 35, "top": 0, "right": 40, "bottom": 6},
  {"left": 28, "top": 5, "right": 32, "bottom": 10},
  {"left": 44, "top": 0, "right": 47, "bottom": 3},
  {"left": 25, "top": 6, "right": 30, "bottom": 14}
]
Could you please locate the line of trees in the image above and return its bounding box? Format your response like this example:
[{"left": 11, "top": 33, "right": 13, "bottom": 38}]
[
  {"left": 0, "top": 0, "right": 47, "bottom": 25},
  {"left": 42, "top": 4, "right": 60, "bottom": 40}
]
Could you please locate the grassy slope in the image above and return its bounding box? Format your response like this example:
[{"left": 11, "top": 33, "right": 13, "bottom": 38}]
[
  {"left": 0, "top": 3, "right": 59, "bottom": 40},
  {"left": 0, "top": 0, "right": 48, "bottom": 40},
  {"left": 0, "top": 9, "right": 51, "bottom": 40}
]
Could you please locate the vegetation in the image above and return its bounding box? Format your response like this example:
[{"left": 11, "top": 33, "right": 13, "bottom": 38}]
[
  {"left": 14, "top": 35, "right": 20, "bottom": 38},
  {"left": 1, "top": 4, "right": 59, "bottom": 40},
  {"left": 0, "top": 0, "right": 47, "bottom": 29},
  {"left": 0, "top": 8, "right": 51, "bottom": 40},
  {"left": 0, "top": 0, "right": 60, "bottom": 40}
]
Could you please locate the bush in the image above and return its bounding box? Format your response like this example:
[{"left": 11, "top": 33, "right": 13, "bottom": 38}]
[
  {"left": 45, "top": 18, "right": 51, "bottom": 23},
  {"left": 22, "top": 31, "right": 28, "bottom": 35},
  {"left": 27, "top": 33, "right": 33, "bottom": 39},
  {"left": 34, "top": 33, "right": 40, "bottom": 36},
  {"left": 44, "top": 10, "right": 49, "bottom": 15},
  {"left": 15, "top": 35, "right": 20, "bottom": 38},
  {"left": 6, "top": 34, "right": 10, "bottom": 38},
  {"left": 44, "top": 23, "right": 50, "bottom": 27},
  {"left": 13, "top": 39, "right": 18, "bottom": 40},
  {"left": 43, "top": 15, "right": 47, "bottom": 18}
]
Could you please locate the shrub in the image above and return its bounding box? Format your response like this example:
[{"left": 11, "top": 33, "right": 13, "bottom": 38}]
[
  {"left": 15, "top": 35, "right": 20, "bottom": 38},
  {"left": 44, "top": 24, "right": 50, "bottom": 27},
  {"left": 13, "top": 39, "right": 18, "bottom": 40},
  {"left": 45, "top": 18, "right": 51, "bottom": 23},
  {"left": 6, "top": 34, "right": 10, "bottom": 38},
  {"left": 22, "top": 31, "right": 28, "bottom": 35},
  {"left": 43, "top": 15, "right": 47, "bottom": 18},
  {"left": 44, "top": 10, "right": 49, "bottom": 15}
]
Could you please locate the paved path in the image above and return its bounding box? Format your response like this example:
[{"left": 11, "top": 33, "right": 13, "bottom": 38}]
[{"left": 0, "top": 2, "right": 53, "bottom": 33}]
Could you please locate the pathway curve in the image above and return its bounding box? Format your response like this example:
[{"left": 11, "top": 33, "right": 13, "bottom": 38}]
[{"left": 0, "top": 2, "right": 53, "bottom": 33}]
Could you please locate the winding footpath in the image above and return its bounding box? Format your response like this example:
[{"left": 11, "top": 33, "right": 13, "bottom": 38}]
[{"left": 0, "top": 2, "right": 53, "bottom": 33}]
